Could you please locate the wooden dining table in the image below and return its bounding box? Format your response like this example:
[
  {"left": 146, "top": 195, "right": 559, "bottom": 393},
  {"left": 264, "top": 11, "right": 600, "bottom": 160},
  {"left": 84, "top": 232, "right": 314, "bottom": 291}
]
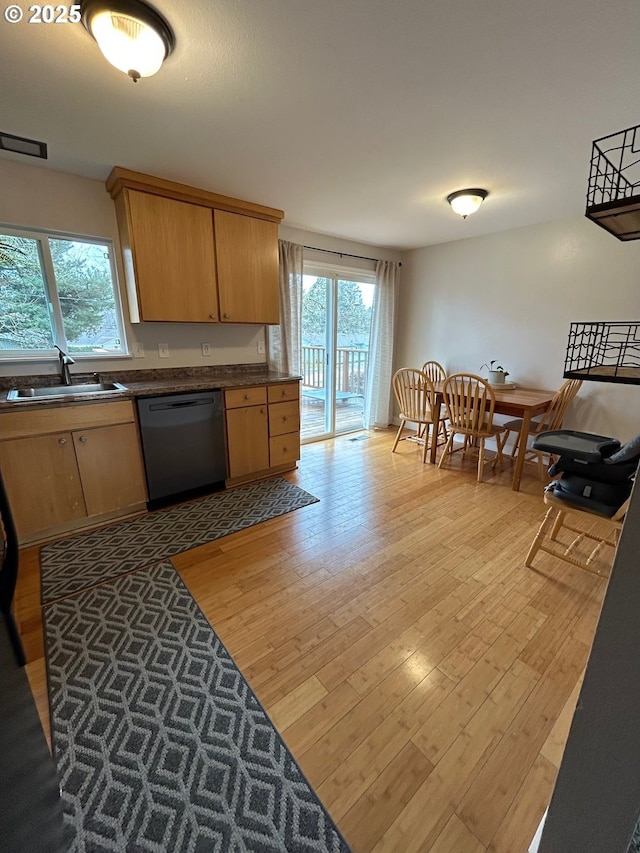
[{"left": 430, "top": 381, "right": 556, "bottom": 491}]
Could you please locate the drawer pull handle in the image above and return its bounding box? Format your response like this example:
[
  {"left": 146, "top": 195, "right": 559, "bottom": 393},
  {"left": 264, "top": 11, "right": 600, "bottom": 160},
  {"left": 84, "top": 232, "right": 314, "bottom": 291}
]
[
  {"left": 58, "top": 437, "right": 67, "bottom": 445},
  {"left": 79, "top": 436, "right": 87, "bottom": 443}
]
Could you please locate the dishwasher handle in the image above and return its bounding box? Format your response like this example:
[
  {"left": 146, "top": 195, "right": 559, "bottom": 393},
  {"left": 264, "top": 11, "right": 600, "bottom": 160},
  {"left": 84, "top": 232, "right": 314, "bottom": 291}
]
[{"left": 149, "top": 398, "right": 215, "bottom": 411}]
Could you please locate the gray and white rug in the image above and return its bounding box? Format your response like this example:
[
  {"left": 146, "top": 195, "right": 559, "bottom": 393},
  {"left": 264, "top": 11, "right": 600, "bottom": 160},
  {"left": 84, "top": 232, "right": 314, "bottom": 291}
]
[
  {"left": 41, "top": 478, "right": 318, "bottom": 605},
  {"left": 45, "top": 560, "right": 350, "bottom": 853}
]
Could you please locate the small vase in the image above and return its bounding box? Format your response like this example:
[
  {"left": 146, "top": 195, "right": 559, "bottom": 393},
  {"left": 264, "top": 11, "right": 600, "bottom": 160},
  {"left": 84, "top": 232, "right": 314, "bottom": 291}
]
[{"left": 488, "top": 370, "right": 505, "bottom": 384}]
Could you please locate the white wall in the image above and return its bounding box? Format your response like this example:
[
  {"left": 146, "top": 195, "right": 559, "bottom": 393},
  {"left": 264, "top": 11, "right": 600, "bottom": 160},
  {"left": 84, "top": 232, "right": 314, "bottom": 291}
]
[
  {"left": 0, "top": 160, "right": 403, "bottom": 380},
  {"left": 0, "top": 159, "right": 263, "bottom": 376},
  {"left": 279, "top": 224, "right": 402, "bottom": 271},
  {"left": 396, "top": 216, "right": 640, "bottom": 442}
]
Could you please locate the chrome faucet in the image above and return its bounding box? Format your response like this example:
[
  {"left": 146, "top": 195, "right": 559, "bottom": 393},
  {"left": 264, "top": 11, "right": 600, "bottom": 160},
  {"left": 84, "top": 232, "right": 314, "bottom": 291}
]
[{"left": 54, "top": 345, "right": 75, "bottom": 385}]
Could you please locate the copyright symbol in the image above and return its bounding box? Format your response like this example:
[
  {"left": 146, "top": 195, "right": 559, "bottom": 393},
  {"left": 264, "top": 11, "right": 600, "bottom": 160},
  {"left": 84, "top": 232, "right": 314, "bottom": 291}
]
[{"left": 4, "top": 4, "right": 23, "bottom": 21}]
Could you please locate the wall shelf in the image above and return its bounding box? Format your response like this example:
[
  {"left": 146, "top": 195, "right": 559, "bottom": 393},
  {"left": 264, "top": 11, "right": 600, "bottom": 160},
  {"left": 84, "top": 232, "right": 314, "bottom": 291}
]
[
  {"left": 563, "top": 322, "right": 640, "bottom": 385},
  {"left": 585, "top": 125, "right": 640, "bottom": 241}
]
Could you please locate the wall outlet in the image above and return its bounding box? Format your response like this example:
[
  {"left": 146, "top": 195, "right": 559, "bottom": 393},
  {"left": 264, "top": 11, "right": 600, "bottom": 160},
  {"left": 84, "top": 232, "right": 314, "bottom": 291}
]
[
  {"left": 158, "top": 343, "right": 170, "bottom": 358},
  {"left": 133, "top": 342, "right": 145, "bottom": 358},
  {"left": 201, "top": 342, "right": 211, "bottom": 356},
  {"left": 257, "top": 339, "right": 266, "bottom": 355}
]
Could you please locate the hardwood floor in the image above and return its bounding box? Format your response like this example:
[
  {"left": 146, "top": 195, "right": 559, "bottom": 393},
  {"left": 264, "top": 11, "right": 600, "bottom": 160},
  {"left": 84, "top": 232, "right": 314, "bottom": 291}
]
[{"left": 14, "top": 428, "right": 612, "bottom": 852}]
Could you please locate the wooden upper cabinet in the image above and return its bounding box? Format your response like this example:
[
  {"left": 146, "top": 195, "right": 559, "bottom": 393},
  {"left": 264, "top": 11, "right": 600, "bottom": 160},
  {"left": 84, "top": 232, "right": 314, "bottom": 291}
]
[
  {"left": 215, "top": 210, "right": 280, "bottom": 324},
  {"left": 107, "top": 167, "right": 284, "bottom": 325},
  {"left": 123, "top": 190, "right": 219, "bottom": 323}
]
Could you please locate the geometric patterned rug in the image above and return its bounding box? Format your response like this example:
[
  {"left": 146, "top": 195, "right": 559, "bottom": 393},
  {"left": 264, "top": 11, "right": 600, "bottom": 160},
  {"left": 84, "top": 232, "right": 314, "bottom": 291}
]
[
  {"left": 40, "top": 478, "right": 319, "bottom": 605},
  {"left": 44, "top": 561, "right": 350, "bottom": 852}
]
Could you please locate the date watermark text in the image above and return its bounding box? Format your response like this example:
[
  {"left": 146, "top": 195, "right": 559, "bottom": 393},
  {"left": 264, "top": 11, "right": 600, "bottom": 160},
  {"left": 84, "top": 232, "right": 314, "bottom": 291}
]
[{"left": 4, "top": 4, "right": 82, "bottom": 23}]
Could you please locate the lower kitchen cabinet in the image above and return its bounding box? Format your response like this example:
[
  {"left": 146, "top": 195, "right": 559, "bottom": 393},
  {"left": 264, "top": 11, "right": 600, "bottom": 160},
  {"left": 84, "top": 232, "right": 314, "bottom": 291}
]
[
  {"left": 0, "top": 432, "right": 86, "bottom": 536},
  {"left": 73, "top": 423, "right": 146, "bottom": 516},
  {"left": 0, "top": 401, "right": 147, "bottom": 543},
  {"left": 225, "top": 404, "right": 270, "bottom": 479},
  {"left": 224, "top": 381, "right": 301, "bottom": 483}
]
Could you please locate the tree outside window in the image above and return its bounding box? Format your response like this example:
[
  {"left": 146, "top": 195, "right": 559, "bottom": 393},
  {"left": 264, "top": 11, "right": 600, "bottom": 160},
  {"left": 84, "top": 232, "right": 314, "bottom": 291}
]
[{"left": 0, "top": 230, "right": 125, "bottom": 355}]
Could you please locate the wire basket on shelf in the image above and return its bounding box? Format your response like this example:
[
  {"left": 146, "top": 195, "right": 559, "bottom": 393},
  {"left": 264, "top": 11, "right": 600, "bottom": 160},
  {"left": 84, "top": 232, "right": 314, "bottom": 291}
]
[
  {"left": 564, "top": 322, "right": 640, "bottom": 385},
  {"left": 585, "top": 125, "right": 640, "bottom": 241}
]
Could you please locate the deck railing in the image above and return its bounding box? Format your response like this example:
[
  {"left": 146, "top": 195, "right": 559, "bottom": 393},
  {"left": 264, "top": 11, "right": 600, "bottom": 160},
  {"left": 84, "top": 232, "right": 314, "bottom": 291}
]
[{"left": 302, "top": 345, "right": 368, "bottom": 394}]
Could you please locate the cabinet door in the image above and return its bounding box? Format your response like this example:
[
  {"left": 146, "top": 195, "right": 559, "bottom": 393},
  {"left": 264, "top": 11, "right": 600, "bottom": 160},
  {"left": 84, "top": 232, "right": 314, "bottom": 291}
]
[
  {"left": 214, "top": 210, "right": 279, "bottom": 324},
  {"left": 0, "top": 433, "right": 86, "bottom": 538},
  {"left": 126, "top": 189, "right": 219, "bottom": 322},
  {"left": 225, "top": 406, "right": 269, "bottom": 479},
  {"left": 73, "top": 423, "right": 147, "bottom": 517}
]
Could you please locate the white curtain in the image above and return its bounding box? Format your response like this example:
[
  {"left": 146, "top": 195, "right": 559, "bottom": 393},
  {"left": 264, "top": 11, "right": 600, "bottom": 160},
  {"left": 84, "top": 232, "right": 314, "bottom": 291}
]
[
  {"left": 364, "top": 259, "right": 400, "bottom": 429},
  {"left": 267, "top": 240, "right": 303, "bottom": 374}
]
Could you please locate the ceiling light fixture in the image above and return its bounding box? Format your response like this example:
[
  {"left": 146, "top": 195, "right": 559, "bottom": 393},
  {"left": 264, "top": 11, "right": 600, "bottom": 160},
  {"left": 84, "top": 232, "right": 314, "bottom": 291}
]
[
  {"left": 446, "top": 188, "right": 489, "bottom": 219},
  {"left": 80, "top": 0, "right": 175, "bottom": 82}
]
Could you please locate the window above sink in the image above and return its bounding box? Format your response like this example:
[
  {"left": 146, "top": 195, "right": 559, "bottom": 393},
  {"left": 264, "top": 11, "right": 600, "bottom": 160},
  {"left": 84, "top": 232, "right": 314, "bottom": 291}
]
[{"left": 0, "top": 226, "right": 128, "bottom": 360}]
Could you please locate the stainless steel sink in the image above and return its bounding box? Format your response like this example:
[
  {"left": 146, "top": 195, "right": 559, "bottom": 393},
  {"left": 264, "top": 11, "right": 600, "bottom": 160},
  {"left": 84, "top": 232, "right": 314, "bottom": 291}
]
[{"left": 7, "top": 382, "right": 128, "bottom": 401}]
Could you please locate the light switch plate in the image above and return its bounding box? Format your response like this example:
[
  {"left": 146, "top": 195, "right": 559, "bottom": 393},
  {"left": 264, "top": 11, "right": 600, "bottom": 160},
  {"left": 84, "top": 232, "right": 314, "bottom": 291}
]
[
  {"left": 133, "top": 342, "right": 145, "bottom": 358},
  {"left": 257, "top": 339, "right": 266, "bottom": 355},
  {"left": 158, "top": 343, "right": 169, "bottom": 358},
  {"left": 201, "top": 342, "right": 211, "bottom": 356}
]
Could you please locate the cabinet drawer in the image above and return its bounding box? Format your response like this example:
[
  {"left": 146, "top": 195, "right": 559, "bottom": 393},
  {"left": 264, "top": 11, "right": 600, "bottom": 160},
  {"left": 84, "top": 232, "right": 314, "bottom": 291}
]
[
  {"left": 267, "top": 382, "right": 299, "bottom": 403},
  {"left": 0, "top": 400, "right": 136, "bottom": 440},
  {"left": 269, "top": 434, "right": 300, "bottom": 467},
  {"left": 225, "top": 386, "right": 267, "bottom": 409},
  {"left": 268, "top": 400, "right": 300, "bottom": 437}
]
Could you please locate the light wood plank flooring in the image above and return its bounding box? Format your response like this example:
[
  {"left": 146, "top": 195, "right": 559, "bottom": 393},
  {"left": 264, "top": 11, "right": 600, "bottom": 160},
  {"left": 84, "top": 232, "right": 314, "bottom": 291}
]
[{"left": 15, "top": 428, "right": 610, "bottom": 852}]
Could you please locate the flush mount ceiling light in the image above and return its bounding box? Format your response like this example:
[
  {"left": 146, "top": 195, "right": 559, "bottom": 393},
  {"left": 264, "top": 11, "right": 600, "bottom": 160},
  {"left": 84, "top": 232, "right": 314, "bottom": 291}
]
[
  {"left": 446, "top": 188, "right": 489, "bottom": 219},
  {"left": 80, "top": 0, "right": 175, "bottom": 82}
]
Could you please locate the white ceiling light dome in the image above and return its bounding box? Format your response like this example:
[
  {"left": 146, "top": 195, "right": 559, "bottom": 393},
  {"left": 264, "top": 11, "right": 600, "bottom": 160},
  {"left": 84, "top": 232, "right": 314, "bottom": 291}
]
[
  {"left": 446, "top": 188, "right": 489, "bottom": 219},
  {"left": 81, "top": 0, "right": 175, "bottom": 82}
]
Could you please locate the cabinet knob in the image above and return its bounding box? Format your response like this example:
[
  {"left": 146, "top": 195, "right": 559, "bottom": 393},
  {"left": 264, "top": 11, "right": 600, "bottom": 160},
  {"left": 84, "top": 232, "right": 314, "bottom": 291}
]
[
  {"left": 79, "top": 436, "right": 87, "bottom": 443},
  {"left": 283, "top": 416, "right": 288, "bottom": 422},
  {"left": 244, "top": 394, "right": 251, "bottom": 400},
  {"left": 58, "top": 437, "right": 67, "bottom": 445},
  {"left": 260, "top": 408, "right": 265, "bottom": 414},
  {"left": 223, "top": 313, "right": 230, "bottom": 319},
  {"left": 209, "top": 313, "right": 217, "bottom": 320},
  {"left": 282, "top": 446, "right": 287, "bottom": 452}
]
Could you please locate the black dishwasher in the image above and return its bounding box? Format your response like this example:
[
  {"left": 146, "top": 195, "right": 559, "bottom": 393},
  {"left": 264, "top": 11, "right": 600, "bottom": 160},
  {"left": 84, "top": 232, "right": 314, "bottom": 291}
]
[{"left": 137, "top": 390, "right": 226, "bottom": 509}]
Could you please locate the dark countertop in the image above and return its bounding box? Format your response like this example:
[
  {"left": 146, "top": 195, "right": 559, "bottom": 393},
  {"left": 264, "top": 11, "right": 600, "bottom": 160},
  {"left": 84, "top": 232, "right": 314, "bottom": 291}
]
[{"left": 0, "top": 365, "right": 302, "bottom": 412}]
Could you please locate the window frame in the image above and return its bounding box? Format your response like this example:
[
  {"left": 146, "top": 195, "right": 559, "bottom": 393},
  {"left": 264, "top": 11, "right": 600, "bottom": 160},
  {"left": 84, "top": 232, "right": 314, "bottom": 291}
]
[{"left": 0, "top": 223, "right": 129, "bottom": 361}]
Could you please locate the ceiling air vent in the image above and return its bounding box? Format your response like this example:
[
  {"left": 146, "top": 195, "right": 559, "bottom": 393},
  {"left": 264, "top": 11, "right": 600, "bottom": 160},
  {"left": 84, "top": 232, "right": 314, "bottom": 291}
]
[{"left": 0, "top": 131, "right": 48, "bottom": 159}]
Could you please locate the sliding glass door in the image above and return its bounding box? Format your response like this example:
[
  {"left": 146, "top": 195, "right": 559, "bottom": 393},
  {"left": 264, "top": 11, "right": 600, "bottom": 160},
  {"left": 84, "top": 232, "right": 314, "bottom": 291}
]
[{"left": 300, "top": 267, "right": 374, "bottom": 441}]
